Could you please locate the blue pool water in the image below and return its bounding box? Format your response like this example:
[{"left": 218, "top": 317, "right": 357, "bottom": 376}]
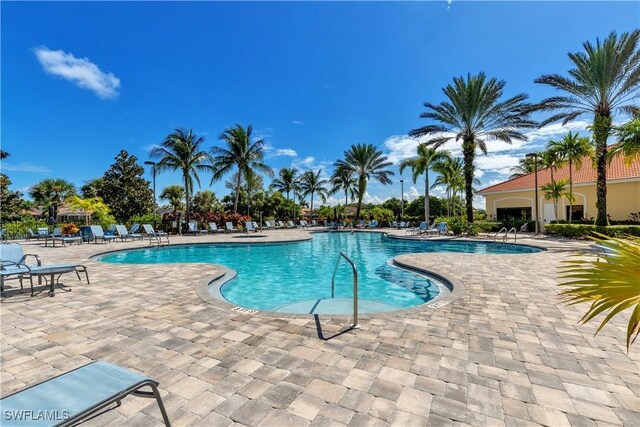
[{"left": 97, "top": 232, "right": 541, "bottom": 313}]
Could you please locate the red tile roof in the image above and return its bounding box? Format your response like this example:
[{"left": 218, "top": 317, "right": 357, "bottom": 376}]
[{"left": 478, "top": 151, "right": 640, "bottom": 194}]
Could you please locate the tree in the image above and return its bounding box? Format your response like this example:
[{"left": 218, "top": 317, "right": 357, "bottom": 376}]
[
  {"left": 509, "top": 157, "right": 536, "bottom": 179},
  {"left": 410, "top": 72, "right": 535, "bottom": 222},
  {"left": 29, "top": 178, "right": 76, "bottom": 217},
  {"left": 547, "top": 132, "right": 593, "bottom": 223},
  {"left": 299, "top": 170, "right": 329, "bottom": 217},
  {"left": 0, "top": 151, "right": 25, "bottom": 221},
  {"left": 150, "top": 129, "right": 212, "bottom": 224},
  {"left": 406, "top": 196, "right": 447, "bottom": 219},
  {"left": 539, "top": 148, "right": 563, "bottom": 183},
  {"left": 334, "top": 144, "right": 394, "bottom": 220},
  {"left": 81, "top": 178, "right": 104, "bottom": 198},
  {"left": 160, "top": 185, "right": 185, "bottom": 212},
  {"left": 98, "top": 150, "right": 153, "bottom": 222},
  {"left": 192, "top": 190, "right": 219, "bottom": 215},
  {"left": 610, "top": 117, "right": 640, "bottom": 166},
  {"left": 399, "top": 143, "right": 449, "bottom": 223},
  {"left": 271, "top": 168, "right": 299, "bottom": 201},
  {"left": 65, "top": 195, "right": 116, "bottom": 229},
  {"left": 531, "top": 30, "right": 640, "bottom": 226},
  {"left": 542, "top": 179, "right": 571, "bottom": 222},
  {"left": 225, "top": 169, "right": 265, "bottom": 216},
  {"left": 211, "top": 124, "right": 273, "bottom": 214},
  {"left": 329, "top": 165, "right": 357, "bottom": 207}
]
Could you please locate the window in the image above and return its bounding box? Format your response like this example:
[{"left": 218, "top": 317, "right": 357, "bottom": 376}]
[
  {"left": 496, "top": 207, "right": 532, "bottom": 221},
  {"left": 566, "top": 205, "right": 584, "bottom": 221}
]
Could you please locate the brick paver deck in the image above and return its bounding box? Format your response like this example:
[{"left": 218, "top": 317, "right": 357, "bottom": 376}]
[{"left": 1, "top": 230, "right": 638, "bottom": 426}]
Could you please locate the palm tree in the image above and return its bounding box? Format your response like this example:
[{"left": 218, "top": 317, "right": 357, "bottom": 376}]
[
  {"left": 410, "top": 73, "right": 535, "bottom": 223},
  {"left": 509, "top": 157, "right": 536, "bottom": 179},
  {"left": 211, "top": 124, "right": 273, "bottom": 214},
  {"left": 399, "top": 143, "right": 449, "bottom": 223},
  {"left": 542, "top": 179, "right": 571, "bottom": 222},
  {"left": 150, "top": 128, "right": 212, "bottom": 223},
  {"left": 610, "top": 117, "right": 640, "bottom": 166},
  {"left": 432, "top": 155, "right": 466, "bottom": 216},
  {"left": 531, "top": 30, "right": 640, "bottom": 226},
  {"left": 334, "top": 144, "right": 394, "bottom": 220},
  {"left": 271, "top": 168, "right": 299, "bottom": 201},
  {"left": 29, "top": 178, "right": 76, "bottom": 217},
  {"left": 299, "top": 170, "right": 329, "bottom": 218},
  {"left": 329, "top": 165, "right": 357, "bottom": 207},
  {"left": 539, "top": 148, "right": 563, "bottom": 183},
  {"left": 548, "top": 132, "right": 593, "bottom": 223},
  {"left": 160, "top": 185, "right": 185, "bottom": 212}
]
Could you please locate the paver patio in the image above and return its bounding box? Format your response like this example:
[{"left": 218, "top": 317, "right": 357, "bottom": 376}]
[{"left": 1, "top": 230, "right": 638, "bottom": 426}]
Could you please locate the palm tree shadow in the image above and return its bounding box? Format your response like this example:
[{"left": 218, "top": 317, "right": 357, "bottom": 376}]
[{"left": 313, "top": 314, "right": 357, "bottom": 340}]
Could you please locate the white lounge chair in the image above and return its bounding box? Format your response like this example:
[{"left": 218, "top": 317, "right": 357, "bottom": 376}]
[
  {"left": 188, "top": 221, "right": 208, "bottom": 235},
  {"left": 264, "top": 221, "right": 276, "bottom": 230},
  {"left": 225, "top": 222, "right": 239, "bottom": 233},
  {"left": 245, "top": 222, "right": 258, "bottom": 233},
  {"left": 208, "top": 222, "right": 224, "bottom": 234},
  {"left": 142, "top": 224, "right": 170, "bottom": 245}
]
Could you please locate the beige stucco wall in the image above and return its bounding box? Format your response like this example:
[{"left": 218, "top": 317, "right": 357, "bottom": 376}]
[{"left": 483, "top": 179, "right": 640, "bottom": 222}]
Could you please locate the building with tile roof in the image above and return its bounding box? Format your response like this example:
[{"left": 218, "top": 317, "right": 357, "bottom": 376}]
[{"left": 478, "top": 151, "right": 640, "bottom": 227}]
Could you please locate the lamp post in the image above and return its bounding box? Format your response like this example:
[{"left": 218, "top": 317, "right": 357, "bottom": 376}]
[
  {"left": 400, "top": 179, "right": 404, "bottom": 221},
  {"left": 144, "top": 161, "right": 157, "bottom": 229},
  {"left": 525, "top": 153, "right": 539, "bottom": 234}
]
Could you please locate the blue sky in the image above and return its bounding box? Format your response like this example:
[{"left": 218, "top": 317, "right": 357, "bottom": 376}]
[{"left": 2, "top": 1, "right": 638, "bottom": 208}]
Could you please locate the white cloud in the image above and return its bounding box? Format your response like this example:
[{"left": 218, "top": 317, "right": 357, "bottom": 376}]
[
  {"left": 475, "top": 154, "right": 521, "bottom": 175},
  {"left": 1, "top": 162, "right": 51, "bottom": 175},
  {"left": 447, "top": 0, "right": 453, "bottom": 10},
  {"left": 273, "top": 148, "right": 297, "bottom": 157},
  {"left": 143, "top": 144, "right": 160, "bottom": 152},
  {"left": 34, "top": 46, "right": 120, "bottom": 99},
  {"left": 405, "top": 186, "right": 420, "bottom": 201},
  {"left": 362, "top": 191, "right": 387, "bottom": 205},
  {"left": 292, "top": 120, "right": 304, "bottom": 125}
]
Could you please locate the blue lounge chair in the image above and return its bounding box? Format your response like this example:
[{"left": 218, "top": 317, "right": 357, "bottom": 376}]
[
  {"left": 113, "top": 225, "right": 138, "bottom": 241},
  {"left": 0, "top": 360, "right": 171, "bottom": 426},
  {"left": 407, "top": 221, "right": 427, "bottom": 235},
  {"left": 264, "top": 221, "right": 276, "bottom": 230},
  {"left": 0, "top": 243, "right": 89, "bottom": 296},
  {"left": 225, "top": 222, "right": 239, "bottom": 233},
  {"left": 88, "top": 226, "right": 118, "bottom": 244},
  {"left": 276, "top": 221, "right": 286, "bottom": 229},
  {"left": 245, "top": 221, "right": 258, "bottom": 233},
  {"left": 208, "top": 222, "right": 224, "bottom": 234},
  {"left": 142, "top": 224, "right": 170, "bottom": 246},
  {"left": 188, "top": 221, "right": 207, "bottom": 235},
  {"left": 368, "top": 220, "right": 379, "bottom": 229}
]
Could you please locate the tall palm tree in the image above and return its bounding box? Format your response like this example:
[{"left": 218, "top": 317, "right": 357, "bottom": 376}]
[
  {"left": 547, "top": 132, "right": 593, "bottom": 223},
  {"left": 271, "top": 168, "right": 299, "bottom": 200},
  {"left": 432, "top": 156, "right": 471, "bottom": 216},
  {"left": 509, "top": 157, "right": 536, "bottom": 179},
  {"left": 399, "top": 143, "right": 449, "bottom": 223},
  {"left": 211, "top": 124, "right": 273, "bottom": 214},
  {"left": 160, "top": 185, "right": 185, "bottom": 212},
  {"left": 150, "top": 128, "right": 212, "bottom": 223},
  {"left": 334, "top": 144, "right": 394, "bottom": 220},
  {"left": 329, "top": 165, "right": 357, "bottom": 207},
  {"left": 410, "top": 73, "right": 535, "bottom": 222},
  {"left": 531, "top": 30, "right": 640, "bottom": 226},
  {"left": 542, "top": 179, "right": 571, "bottom": 222},
  {"left": 29, "top": 178, "right": 76, "bottom": 217},
  {"left": 299, "top": 170, "right": 329, "bottom": 217},
  {"left": 539, "top": 148, "right": 563, "bottom": 183}
]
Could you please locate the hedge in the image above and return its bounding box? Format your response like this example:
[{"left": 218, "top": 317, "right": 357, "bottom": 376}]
[{"left": 545, "top": 224, "right": 640, "bottom": 238}]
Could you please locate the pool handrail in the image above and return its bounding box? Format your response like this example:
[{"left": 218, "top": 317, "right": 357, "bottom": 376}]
[{"left": 330, "top": 251, "right": 360, "bottom": 329}]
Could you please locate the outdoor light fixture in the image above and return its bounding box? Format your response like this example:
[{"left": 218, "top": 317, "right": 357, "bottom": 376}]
[
  {"left": 144, "top": 161, "right": 157, "bottom": 229},
  {"left": 525, "top": 153, "right": 539, "bottom": 234},
  {"left": 400, "top": 179, "right": 404, "bottom": 221}
]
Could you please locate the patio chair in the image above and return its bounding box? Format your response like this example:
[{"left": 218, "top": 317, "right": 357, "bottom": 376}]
[
  {"left": 299, "top": 220, "right": 308, "bottom": 228},
  {"left": 0, "top": 243, "right": 89, "bottom": 296},
  {"left": 252, "top": 221, "right": 262, "bottom": 231},
  {"left": 368, "top": 220, "right": 379, "bottom": 229},
  {"left": 0, "top": 360, "right": 171, "bottom": 426},
  {"left": 115, "top": 225, "right": 141, "bottom": 241},
  {"left": 245, "top": 222, "right": 258, "bottom": 233},
  {"left": 436, "top": 222, "right": 448, "bottom": 235},
  {"left": 276, "top": 221, "right": 286, "bottom": 229},
  {"left": 141, "top": 224, "right": 170, "bottom": 246},
  {"left": 46, "top": 228, "right": 82, "bottom": 247},
  {"left": 88, "top": 226, "right": 118, "bottom": 244},
  {"left": 130, "top": 223, "right": 141, "bottom": 234},
  {"left": 37, "top": 227, "right": 50, "bottom": 239},
  {"left": 188, "top": 221, "right": 208, "bottom": 236},
  {"left": 264, "top": 221, "right": 276, "bottom": 230},
  {"left": 225, "top": 222, "right": 239, "bottom": 233},
  {"left": 407, "top": 221, "right": 427, "bottom": 235},
  {"left": 391, "top": 221, "right": 398, "bottom": 229},
  {"left": 311, "top": 220, "right": 318, "bottom": 227},
  {"left": 208, "top": 222, "right": 224, "bottom": 234},
  {"left": 287, "top": 220, "right": 296, "bottom": 228}
]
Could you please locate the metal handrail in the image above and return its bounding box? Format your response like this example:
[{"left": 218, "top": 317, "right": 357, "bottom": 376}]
[
  {"left": 331, "top": 251, "right": 360, "bottom": 328},
  {"left": 506, "top": 227, "right": 517, "bottom": 242},
  {"left": 493, "top": 227, "right": 507, "bottom": 242}
]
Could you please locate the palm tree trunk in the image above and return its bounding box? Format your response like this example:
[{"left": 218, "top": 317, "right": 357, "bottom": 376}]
[
  {"left": 424, "top": 170, "right": 430, "bottom": 224},
  {"left": 594, "top": 113, "right": 610, "bottom": 226},
  {"left": 356, "top": 176, "right": 366, "bottom": 220},
  {"left": 184, "top": 173, "right": 190, "bottom": 225},
  {"left": 233, "top": 172, "right": 242, "bottom": 214},
  {"left": 310, "top": 192, "right": 314, "bottom": 220},
  {"left": 462, "top": 139, "right": 475, "bottom": 223},
  {"left": 568, "top": 160, "right": 573, "bottom": 224},
  {"left": 247, "top": 181, "right": 250, "bottom": 217}
]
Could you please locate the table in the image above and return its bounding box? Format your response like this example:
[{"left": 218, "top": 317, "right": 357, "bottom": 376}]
[
  {"left": 29, "top": 265, "right": 88, "bottom": 297},
  {"left": 44, "top": 236, "right": 82, "bottom": 247}
]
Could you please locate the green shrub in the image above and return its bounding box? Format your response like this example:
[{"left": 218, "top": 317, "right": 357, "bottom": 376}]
[
  {"left": 545, "top": 224, "right": 640, "bottom": 238},
  {"left": 2, "top": 217, "right": 48, "bottom": 239},
  {"left": 474, "top": 221, "right": 502, "bottom": 232}
]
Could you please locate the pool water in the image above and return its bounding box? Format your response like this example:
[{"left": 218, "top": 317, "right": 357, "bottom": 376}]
[{"left": 97, "top": 232, "right": 541, "bottom": 313}]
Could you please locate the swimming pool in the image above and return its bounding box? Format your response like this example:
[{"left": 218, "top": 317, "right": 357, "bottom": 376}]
[{"left": 97, "top": 232, "right": 541, "bottom": 314}]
